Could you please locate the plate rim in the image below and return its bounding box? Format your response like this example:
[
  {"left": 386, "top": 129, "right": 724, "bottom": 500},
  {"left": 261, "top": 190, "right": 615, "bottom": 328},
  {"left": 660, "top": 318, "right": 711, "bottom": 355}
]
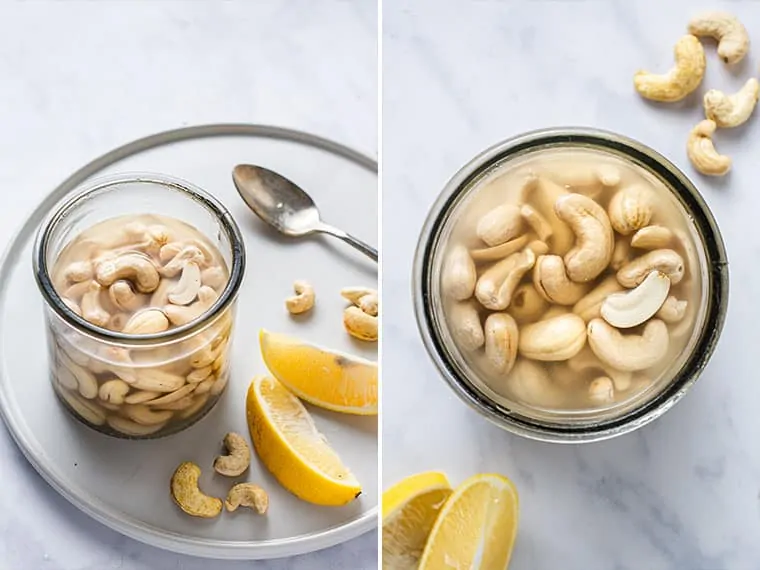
[{"left": 0, "top": 123, "right": 378, "bottom": 560}]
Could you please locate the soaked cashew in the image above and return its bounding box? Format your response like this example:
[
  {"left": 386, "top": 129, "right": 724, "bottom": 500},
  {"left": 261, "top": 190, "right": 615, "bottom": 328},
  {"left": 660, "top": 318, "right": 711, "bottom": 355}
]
[
  {"left": 527, "top": 240, "right": 549, "bottom": 256},
  {"left": 572, "top": 276, "right": 624, "bottom": 322},
  {"left": 617, "top": 249, "right": 684, "bottom": 287},
  {"left": 484, "top": 313, "right": 519, "bottom": 374},
  {"left": 170, "top": 462, "right": 223, "bottom": 518},
  {"left": 80, "top": 282, "right": 110, "bottom": 327},
  {"left": 285, "top": 280, "right": 316, "bottom": 314},
  {"left": 124, "top": 390, "right": 160, "bottom": 404},
  {"left": 95, "top": 253, "right": 160, "bottom": 293},
  {"left": 225, "top": 483, "right": 269, "bottom": 514},
  {"left": 630, "top": 225, "right": 673, "bottom": 250},
  {"left": 168, "top": 262, "right": 202, "bottom": 306},
  {"left": 533, "top": 255, "right": 589, "bottom": 306},
  {"left": 587, "top": 318, "right": 669, "bottom": 372},
  {"left": 132, "top": 368, "right": 186, "bottom": 392},
  {"left": 108, "top": 280, "right": 146, "bottom": 312},
  {"left": 704, "top": 78, "right": 759, "bottom": 128},
  {"left": 179, "top": 394, "right": 210, "bottom": 419},
  {"left": 55, "top": 386, "right": 106, "bottom": 425},
  {"left": 63, "top": 261, "right": 93, "bottom": 283},
  {"left": 441, "top": 245, "right": 477, "bottom": 300},
  {"left": 59, "top": 352, "right": 99, "bottom": 399},
  {"left": 567, "top": 347, "right": 633, "bottom": 391},
  {"left": 588, "top": 377, "right": 615, "bottom": 405},
  {"left": 608, "top": 185, "right": 655, "bottom": 235},
  {"left": 61, "top": 297, "right": 82, "bottom": 316},
  {"left": 520, "top": 204, "right": 553, "bottom": 242},
  {"left": 164, "top": 286, "right": 218, "bottom": 326},
  {"left": 201, "top": 266, "right": 227, "bottom": 290},
  {"left": 524, "top": 177, "right": 574, "bottom": 255},
  {"left": 475, "top": 248, "right": 535, "bottom": 310},
  {"left": 344, "top": 306, "right": 378, "bottom": 342},
  {"left": 107, "top": 415, "right": 167, "bottom": 436},
  {"left": 657, "top": 296, "right": 688, "bottom": 323},
  {"left": 601, "top": 271, "right": 670, "bottom": 329},
  {"left": 213, "top": 432, "right": 251, "bottom": 477},
  {"left": 610, "top": 239, "right": 634, "bottom": 271},
  {"left": 160, "top": 246, "right": 206, "bottom": 277},
  {"left": 509, "top": 283, "right": 548, "bottom": 324},
  {"left": 688, "top": 11, "right": 749, "bottom": 65},
  {"left": 476, "top": 204, "right": 523, "bottom": 246},
  {"left": 555, "top": 193, "right": 614, "bottom": 282},
  {"left": 98, "top": 379, "right": 130, "bottom": 405},
  {"left": 547, "top": 164, "right": 621, "bottom": 193},
  {"left": 122, "top": 309, "right": 170, "bottom": 335},
  {"left": 518, "top": 313, "right": 587, "bottom": 361},
  {"left": 123, "top": 404, "right": 174, "bottom": 426},
  {"left": 143, "top": 383, "right": 196, "bottom": 406},
  {"left": 504, "top": 358, "right": 563, "bottom": 408},
  {"left": 687, "top": 120, "right": 731, "bottom": 176},
  {"left": 449, "top": 301, "right": 485, "bottom": 351},
  {"left": 633, "top": 35, "right": 706, "bottom": 102},
  {"left": 159, "top": 242, "right": 184, "bottom": 263},
  {"left": 470, "top": 235, "right": 529, "bottom": 263}
]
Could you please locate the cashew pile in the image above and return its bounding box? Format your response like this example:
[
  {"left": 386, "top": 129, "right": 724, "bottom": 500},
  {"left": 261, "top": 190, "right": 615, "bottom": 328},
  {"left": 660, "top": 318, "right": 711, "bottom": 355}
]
[
  {"left": 633, "top": 12, "right": 758, "bottom": 176},
  {"left": 442, "top": 153, "right": 698, "bottom": 410},
  {"left": 49, "top": 214, "right": 233, "bottom": 437}
]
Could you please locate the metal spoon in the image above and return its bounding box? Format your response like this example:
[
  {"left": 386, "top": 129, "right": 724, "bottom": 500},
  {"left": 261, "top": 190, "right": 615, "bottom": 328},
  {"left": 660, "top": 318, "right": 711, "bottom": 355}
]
[{"left": 232, "top": 164, "right": 378, "bottom": 262}]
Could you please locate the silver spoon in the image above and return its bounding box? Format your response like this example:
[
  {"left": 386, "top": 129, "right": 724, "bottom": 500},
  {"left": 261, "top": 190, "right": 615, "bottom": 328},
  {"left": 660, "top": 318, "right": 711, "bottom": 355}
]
[{"left": 232, "top": 164, "right": 378, "bottom": 262}]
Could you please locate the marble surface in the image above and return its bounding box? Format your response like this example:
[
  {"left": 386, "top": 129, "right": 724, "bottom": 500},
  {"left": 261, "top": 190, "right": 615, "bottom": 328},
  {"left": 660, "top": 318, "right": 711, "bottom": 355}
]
[
  {"left": 383, "top": 1, "right": 760, "bottom": 569},
  {"left": 0, "top": 1, "right": 376, "bottom": 568}
]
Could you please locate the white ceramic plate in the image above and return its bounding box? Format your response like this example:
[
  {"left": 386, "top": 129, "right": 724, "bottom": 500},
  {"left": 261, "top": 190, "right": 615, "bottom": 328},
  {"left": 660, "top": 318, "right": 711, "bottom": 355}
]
[{"left": 0, "top": 125, "right": 378, "bottom": 560}]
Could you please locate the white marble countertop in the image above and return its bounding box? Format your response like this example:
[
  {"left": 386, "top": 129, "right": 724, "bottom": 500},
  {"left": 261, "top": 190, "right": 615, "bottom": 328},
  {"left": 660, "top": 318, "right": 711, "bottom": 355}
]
[
  {"left": 0, "top": 1, "right": 376, "bottom": 568},
  {"left": 383, "top": 1, "right": 760, "bottom": 568}
]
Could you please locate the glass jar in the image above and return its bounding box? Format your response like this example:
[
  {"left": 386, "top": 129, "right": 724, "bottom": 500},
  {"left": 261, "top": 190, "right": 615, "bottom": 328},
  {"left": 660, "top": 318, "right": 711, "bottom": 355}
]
[
  {"left": 413, "top": 128, "right": 728, "bottom": 443},
  {"left": 33, "top": 173, "right": 246, "bottom": 439}
]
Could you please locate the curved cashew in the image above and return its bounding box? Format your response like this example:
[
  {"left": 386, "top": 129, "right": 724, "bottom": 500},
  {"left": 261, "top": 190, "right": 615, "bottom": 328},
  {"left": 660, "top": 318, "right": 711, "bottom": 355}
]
[
  {"left": 484, "top": 313, "right": 519, "bottom": 374},
  {"left": 170, "top": 462, "right": 223, "bottom": 518},
  {"left": 164, "top": 286, "right": 218, "bottom": 326},
  {"left": 524, "top": 177, "right": 574, "bottom": 255},
  {"left": 168, "top": 262, "right": 202, "bottom": 306},
  {"left": 617, "top": 249, "right": 685, "bottom": 287},
  {"left": 284, "top": 280, "right": 315, "bottom": 314},
  {"left": 688, "top": 11, "right": 749, "bottom": 65},
  {"left": 567, "top": 347, "right": 633, "bottom": 391},
  {"left": 610, "top": 239, "right": 634, "bottom": 271},
  {"left": 63, "top": 261, "right": 93, "bottom": 283},
  {"left": 547, "top": 163, "right": 621, "bottom": 193},
  {"left": 159, "top": 242, "right": 184, "bottom": 263},
  {"left": 470, "top": 235, "right": 528, "bottom": 263},
  {"left": 687, "top": 120, "right": 731, "bottom": 176},
  {"left": 144, "top": 383, "right": 196, "bottom": 406},
  {"left": 80, "top": 282, "right": 110, "bottom": 327},
  {"left": 187, "top": 366, "right": 213, "bottom": 384},
  {"left": 98, "top": 379, "right": 130, "bottom": 405},
  {"left": 554, "top": 193, "right": 614, "bottom": 282},
  {"left": 201, "top": 266, "right": 227, "bottom": 290},
  {"left": 532, "top": 255, "right": 589, "bottom": 305},
  {"left": 132, "top": 368, "right": 186, "bottom": 392},
  {"left": 630, "top": 225, "right": 673, "bottom": 250},
  {"left": 518, "top": 313, "right": 587, "bottom": 361},
  {"left": 124, "top": 390, "right": 160, "bottom": 404},
  {"left": 504, "top": 358, "right": 563, "bottom": 407},
  {"left": 59, "top": 350, "right": 99, "bottom": 399},
  {"left": 572, "top": 276, "right": 624, "bottom": 322},
  {"left": 441, "top": 245, "right": 477, "bottom": 300},
  {"left": 588, "top": 376, "right": 615, "bottom": 405},
  {"left": 340, "top": 286, "right": 376, "bottom": 305},
  {"left": 587, "top": 318, "right": 669, "bottom": 372},
  {"left": 55, "top": 386, "right": 106, "bottom": 425},
  {"left": 225, "top": 483, "right": 269, "bottom": 514},
  {"left": 476, "top": 204, "right": 523, "bottom": 246},
  {"left": 95, "top": 253, "right": 160, "bottom": 293},
  {"left": 343, "top": 306, "right": 378, "bottom": 342},
  {"left": 633, "top": 35, "right": 706, "bottom": 102},
  {"left": 704, "top": 78, "right": 759, "bottom": 128},
  {"left": 122, "top": 309, "right": 170, "bottom": 335},
  {"left": 161, "top": 245, "right": 205, "bottom": 277},
  {"left": 520, "top": 205, "right": 553, "bottom": 242},
  {"left": 448, "top": 301, "right": 484, "bottom": 351},
  {"left": 108, "top": 280, "right": 146, "bottom": 312},
  {"left": 656, "top": 296, "right": 688, "bottom": 323},
  {"left": 608, "top": 185, "right": 655, "bottom": 235},
  {"left": 194, "top": 377, "right": 216, "bottom": 396},
  {"left": 475, "top": 248, "right": 535, "bottom": 310},
  {"left": 123, "top": 404, "right": 174, "bottom": 426},
  {"left": 601, "top": 271, "right": 670, "bottom": 329},
  {"left": 107, "top": 415, "right": 167, "bottom": 436},
  {"left": 358, "top": 293, "right": 378, "bottom": 317},
  {"left": 509, "top": 283, "right": 548, "bottom": 324},
  {"left": 149, "top": 277, "right": 176, "bottom": 307},
  {"left": 213, "top": 432, "right": 251, "bottom": 477}
]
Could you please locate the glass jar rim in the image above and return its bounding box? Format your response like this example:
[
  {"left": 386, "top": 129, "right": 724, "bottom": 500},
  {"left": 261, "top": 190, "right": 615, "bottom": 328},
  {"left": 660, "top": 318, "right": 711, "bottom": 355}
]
[
  {"left": 33, "top": 172, "right": 246, "bottom": 346},
  {"left": 412, "top": 126, "right": 729, "bottom": 442}
]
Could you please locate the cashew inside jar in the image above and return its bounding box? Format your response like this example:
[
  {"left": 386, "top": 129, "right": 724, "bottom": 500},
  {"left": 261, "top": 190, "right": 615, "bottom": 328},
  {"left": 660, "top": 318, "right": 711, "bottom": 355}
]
[
  {"left": 439, "top": 148, "right": 704, "bottom": 413},
  {"left": 48, "top": 213, "right": 234, "bottom": 436}
]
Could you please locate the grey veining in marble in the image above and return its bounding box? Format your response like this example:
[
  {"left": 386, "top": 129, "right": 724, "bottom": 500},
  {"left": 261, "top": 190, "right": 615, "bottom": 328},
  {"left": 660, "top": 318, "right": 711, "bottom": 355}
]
[
  {"left": 383, "top": 1, "right": 760, "bottom": 569},
  {"left": 0, "top": 1, "right": 377, "bottom": 568}
]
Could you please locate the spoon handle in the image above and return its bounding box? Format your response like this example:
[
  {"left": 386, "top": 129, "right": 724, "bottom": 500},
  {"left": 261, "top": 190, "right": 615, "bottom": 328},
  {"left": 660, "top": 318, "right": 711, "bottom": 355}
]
[{"left": 317, "top": 223, "right": 378, "bottom": 262}]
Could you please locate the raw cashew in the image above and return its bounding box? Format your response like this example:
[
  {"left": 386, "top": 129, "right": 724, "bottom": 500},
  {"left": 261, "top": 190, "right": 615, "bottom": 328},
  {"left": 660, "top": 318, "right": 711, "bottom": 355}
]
[
  {"left": 633, "top": 35, "right": 706, "bottom": 102},
  {"left": 343, "top": 306, "right": 378, "bottom": 342},
  {"left": 122, "top": 309, "right": 170, "bottom": 335},
  {"left": 80, "top": 282, "right": 110, "bottom": 327},
  {"left": 527, "top": 240, "right": 549, "bottom": 256},
  {"left": 154, "top": 396, "right": 196, "bottom": 411},
  {"left": 567, "top": 347, "right": 633, "bottom": 391},
  {"left": 588, "top": 377, "right": 614, "bottom": 405},
  {"left": 225, "top": 483, "right": 269, "bottom": 514},
  {"left": 63, "top": 261, "right": 93, "bottom": 283},
  {"left": 194, "top": 377, "right": 216, "bottom": 396},
  {"left": 123, "top": 404, "right": 174, "bottom": 426},
  {"left": 601, "top": 271, "right": 670, "bottom": 329},
  {"left": 98, "top": 379, "right": 130, "bottom": 404},
  {"left": 504, "top": 358, "right": 562, "bottom": 408},
  {"left": 124, "top": 390, "right": 160, "bottom": 404},
  {"left": 607, "top": 185, "right": 655, "bottom": 235},
  {"left": 201, "top": 266, "right": 227, "bottom": 290},
  {"left": 108, "top": 280, "right": 146, "bottom": 312},
  {"left": 484, "top": 313, "right": 519, "bottom": 374},
  {"left": 144, "top": 383, "right": 196, "bottom": 406},
  {"left": 704, "top": 78, "right": 759, "bottom": 128},
  {"left": 554, "top": 193, "right": 614, "bottom": 282},
  {"left": 518, "top": 313, "right": 587, "bottom": 361},
  {"left": 520, "top": 204, "right": 553, "bottom": 242},
  {"left": 59, "top": 352, "right": 99, "bottom": 399},
  {"left": 523, "top": 177, "right": 574, "bottom": 255},
  {"left": 617, "top": 249, "right": 685, "bottom": 287},
  {"left": 132, "top": 368, "right": 186, "bottom": 392},
  {"left": 56, "top": 386, "right": 106, "bottom": 425},
  {"left": 687, "top": 120, "right": 731, "bottom": 176},
  {"left": 656, "top": 296, "right": 688, "bottom": 323},
  {"left": 630, "top": 225, "right": 673, "bottom": 249},
  {"left": 475, "top": 248, "right": 535, "bottom": 310},
  {"left": 441, "top": 245, "right": 477, "bottom": 301},
  {"left": 470, "top": 235, "right": 529, "bottom": 263},
  {"left": 285, "top": 280, "right": 316, "bottom": 314},
  {"left": 213, "top": 432, "right": 251, "bottom": 477},
  {"left": 108, "top": 415, "right": 168, "bottom": 435},
  {"left": 161, "top": 246, "right": 205, "bottom": 277},
  {"left": 688, "top": 12, "right": 749, "bottom": 65},
  {"left": 572, "top": 276, "right": 624, "bottom": 322},
  {"left": 178, "top": 394, "right": 210, "bottom": 419},
  {"left": 448, "top": 301, "right": 484, "bottom": 351},
  {"left": 476, "top": 204, "right": 523, "bottom": 246},
  {"left": 610, "top": 239, "right": 633, "bottom": 271},
  {"left": 547, "top": 164, "right": 621, "bottom": 193},
  {"left": 168, "top": 262, "right": 202, "bottom": 305},
  {"left": 159, "top": 242, "right": 184, "bottom": 263},
  {"left": 170, "top": 461, "right": 223, "bottom": 518},
  {"left": 509, "top": 283, "right": 548, "bottom": 324},
  {"left": 164, "top": 286, "right": 218, "bottom": 326},
  {"left": 533, "top": 255, "right": 589, "bottom": 305},
  {"left": 587, "top": 318, "right": 669, "bottom": 372},
  {"left": 149, "top": 277, "right": 176, "bottom": 307},
  {"left": 95, "top": 253, "right": 160, "bottom": 293},
  {"left": 187, "top": 366, "right": 212, "bottom": 384},
  {"left": 340, "top": 286, "right": 377, "bottom": 305}
]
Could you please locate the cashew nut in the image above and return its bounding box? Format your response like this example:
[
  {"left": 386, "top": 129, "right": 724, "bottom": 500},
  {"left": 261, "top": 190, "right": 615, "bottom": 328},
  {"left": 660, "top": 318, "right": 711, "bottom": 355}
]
[
  {"left": 610, "top": 239, "right": 633, "bottom": 271},
  {"left": 688, "top": 12, "right": 749, "bottom": 65},
  {"left": 630, "top": 225, "right": 673, "bottom": 250},
  {"left": 340, "top": 286, "right": 377, "bottom": 305},
  {"left": 518, "top": 313, "right": 587, "bottom": 361},
  {"left": 448, "top": 301, "right": 484, "bottom": 351},
  {"left": 587, "top": 318, "right": 669, "bottom": 372},
  {"left": 704, "top": 78, "right": 759, "bottom": 128},
  {"left": 475, "top": 248, "right": 535, "bottom": 310},
  {"left": 441, "top": 245, "right": 477, "bottom": 300},
  {"left": 59, "top": 351, "right": 99, "bottom": 399},
  {"left": 132, "top": 368, "right": 186, "bottom": 392},
  {"left": 187, "top": 366, "right": 212, "bottom": 384},
  {"left": 567, "top": 347, "right": 633, "bottom": 391},
  {"left": 617, "top": 249, "right": 684, "bottom": 287},
  {"left": 588, "top": 377, "right": 614, "bottom": 405},
  {"left": 61, "top": 297, "right": 82, "bottom": 316},
  {"left": 572, "top": 276, "right": 625, "bottom": 322},
  {"left": 470, "top": 235, "right": 529, "bottom": 263},
  {"left": 358, "top": 293, "right": 379, "bottom": 317},
  {"left": 520, "top": 204, "right": 553, "bottom": 242},
  {"left": 484, "top": 313, "right": 519, "bottom": 374},
  {"left": 149, "top": 277, "right": 176, "bottom": 307},
  {"left": 168, "top": 262, "right": 202, "bottom": 306},
  {"left": 509, "top": 283, "right": 548, "bottom": 324},
  {"left": 285, "top": 280, "right": 316, "bottom": 314},
  {"left": 633, "top": 35, "right": 706, "bottom": 102},
  {"left": 159, "top": 242, "right": 184, "bottom": 263},
  {"left": 108, "top": 312, "right": 129, "bottom": 331},
  {"left": 123, "top": 404, "right": 174, "bottom": 426},
  {"left": 554, "top": 193, "right": 614, "bottom": 282},
  {"left": 144, "top": 383, "right": 196, "bottom": 406},
  {"left": 225, "top": 483, "right": 269, "bottom": 514},
  {"left": 656, "top": 296, "right": 688, "bottom": 323},
  {"left": 122, "top": 309, "right": 170, "bottom": 335},
  {"left": 55, "top": 385, "right": 106, "bottom": 425},
  {"left": 107, "top": 414, "right": 167, "bottom": 436},
  {"left": 213, "top": 432, "right": 251, "bottom": 477},
  {"left": 95, "top": 253, "right": 160, "bottom": 293},
  {"left": 63, "top": 261, "right": 94, "bottom": 283},
  {"left": 107, "top": 280, "right": 146, "bottom": 312},
  {"left": 178, "top": 394, "right": 210, "bottom": 419},
  {"left": 343, "top": 306, "right": 378, "bottom": 342},
  {"left": 161, "top": 245, "right": 206, "bottom": 277},
  {"left": 607, "top": 185, "right": 655, "bottom": 235},
  {"left": 504, "top": 358, "right": 563, "bottom": 408},
  {"left": 170, "top": 462, "right": 223, "bottom": 518},
  {"left": 124, "top": 390, "right": 160, "bottom": 404},
  {"left": 523, "top": 177, "right": 574, "bottom": 255},
  {"left": 601, "top": 271, "right": 670, "bottom": 329},
  {"left": 98, "top": 379, "right": 130, "bottom": 404},
  {"left": 533, "top": 255, "right": 589, "bottom": 306},
  {"left": 164, "top": 286, "right": 218, "bottom": 326},
  {"left": 201, "top": 266, "right": 227, "bottom": 290},
  {"left": 687, "top": 120, "right": 731, "bottom": 176},
  {"left": 547, "top": 163, "right": 621, "bottom": 193},
  {"left": 194, "top": 377, "right": 216, "bottom": 396},
  {"left": 476, "top": 204, "right": 523, "bottom": 246},
  {"left": 527, "top": 240, "right": 549, "bottom": 256},
  {"left": 80, "top": 281, "right": 110, "bottom": 327}
]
